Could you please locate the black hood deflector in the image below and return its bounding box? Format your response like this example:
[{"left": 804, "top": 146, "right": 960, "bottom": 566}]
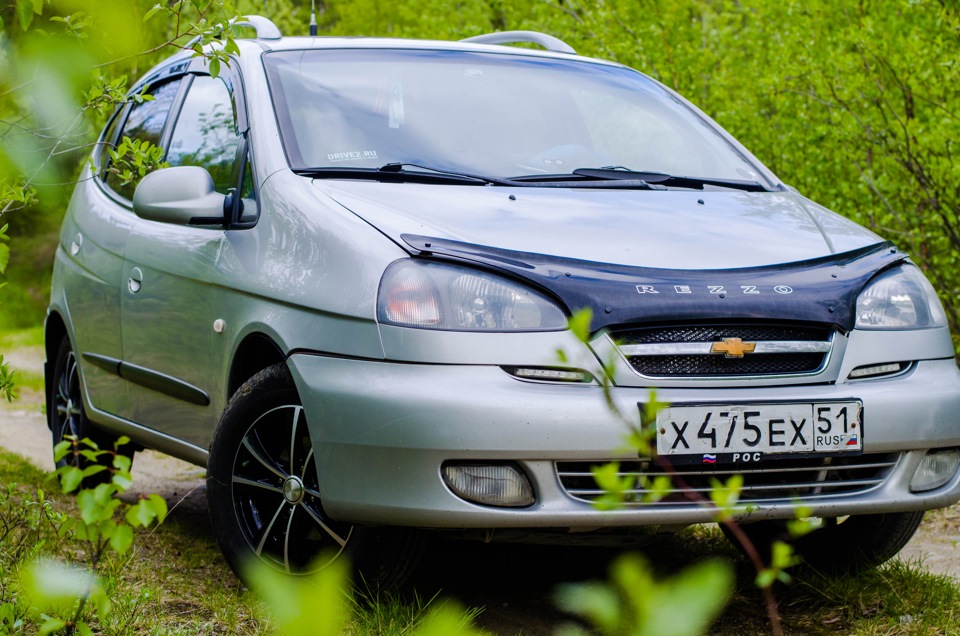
[{"left": 401, "top": 234, "right": 908, "bottom": 332}]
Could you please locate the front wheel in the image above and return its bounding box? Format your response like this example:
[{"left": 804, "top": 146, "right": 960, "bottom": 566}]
[
  {"left": 721, "top": 511, "right": 924, "bottom": 574},
  {"left": 206, "top": 364, "right": 421, "bottom": 588}
]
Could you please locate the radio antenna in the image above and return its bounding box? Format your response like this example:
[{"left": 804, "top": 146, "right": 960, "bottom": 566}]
[{"left": 309, "top": 0, "right": 318, "bottom": 36}]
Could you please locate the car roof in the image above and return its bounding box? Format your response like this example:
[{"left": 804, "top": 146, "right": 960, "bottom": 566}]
[
  {"left": 137, "top": 30, "right": 626, "bottom": 92},
  {"left": 253, "top": 35, "right": 618, "bottom": 66}
]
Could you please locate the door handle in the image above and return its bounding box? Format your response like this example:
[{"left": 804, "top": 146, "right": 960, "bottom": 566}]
[{"left": 128, "top": 267, "right": 143, "bottom": 294}]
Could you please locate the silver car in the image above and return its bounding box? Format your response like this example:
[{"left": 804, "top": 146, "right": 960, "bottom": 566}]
[{"left": 46, "top": 17, "right": 960, "bottom": 583}]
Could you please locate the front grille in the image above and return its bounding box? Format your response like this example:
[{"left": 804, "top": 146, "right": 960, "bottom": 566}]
[
  {"left": 628, "top": 353, "right": 824, "bottom": 376},
  {"left": 616, "top": 325, "right": 831, "bottom": 345},
  {"left": 557, "top": 454, "right": 899, "bottom": 506},
  {"left": 613, "top": 323, "right": 833, "bottom": 378}
]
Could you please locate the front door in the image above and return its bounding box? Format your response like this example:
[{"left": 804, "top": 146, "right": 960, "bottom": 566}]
[{"left": 119, "top": 73, "right": 243, "bottom": 448}]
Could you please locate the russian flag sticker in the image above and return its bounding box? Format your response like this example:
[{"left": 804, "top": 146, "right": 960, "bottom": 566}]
[
  {"left": 846, "top": 435, "right": 859, "bottom": 446},
  {"left": 703, "top": 454, "right": 717, "bottom": 464}
]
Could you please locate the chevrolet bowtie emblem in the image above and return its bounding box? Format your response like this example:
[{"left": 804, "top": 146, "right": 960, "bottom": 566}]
[{"left": 710, "top": 337, "right": 757, "bottom": 358}]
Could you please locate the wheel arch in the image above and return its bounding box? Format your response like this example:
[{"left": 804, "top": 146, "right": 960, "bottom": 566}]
[{"left": 227, "top": 332, "right": 286, "bottom": 399}]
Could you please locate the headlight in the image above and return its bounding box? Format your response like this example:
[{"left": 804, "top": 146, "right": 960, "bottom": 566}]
[
  {"left": 377, "top": 260, "right": 567, "bottom": 331},
  {"left": 855, "top": 265, "right": 947, "bottom": 330}
]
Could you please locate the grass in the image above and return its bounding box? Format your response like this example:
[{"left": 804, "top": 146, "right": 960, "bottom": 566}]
[
  {"left": 674, "top": 524, "right": 960, "bottom": 635},
  {"left": 0, "top": 326, "right": 46, "bottom": 408},
  {"left": 0, "top": 446, "right": 490, "bottom": 635},
  {"left": 0, "top": 449, "right": 958, "bottom": 635}
]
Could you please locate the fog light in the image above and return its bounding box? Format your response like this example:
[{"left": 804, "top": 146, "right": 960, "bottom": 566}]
[
  {"left": 503, "top": 366, "right": 593, "bottom": 383},
  {"left": 848, "top": 362, "right": 906, "bottom": 380},
  {"left": 910, "top": 449, "right": 960, "bottom": 493},
  {"left": 442, "top": 463, "right": 534, "bottom": 507}
]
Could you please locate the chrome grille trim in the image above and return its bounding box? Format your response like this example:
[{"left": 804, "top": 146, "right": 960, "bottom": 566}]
[
  {"left": 556, "top": 455, "right": 900, "bottom": 506},
  {"left": 618, "top": 341, "right": 833, "bottom": 356},
  {"left": 611, "top": 323, "right": 836, "bottom": 379}
]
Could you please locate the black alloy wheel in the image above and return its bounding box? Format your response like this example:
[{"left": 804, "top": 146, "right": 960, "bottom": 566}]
[
  {"left": 231, "top": 402, "right": 352, "bottom": 572},
  {"left": 207, "top": 363, "right": 422, "bottom": 588}
]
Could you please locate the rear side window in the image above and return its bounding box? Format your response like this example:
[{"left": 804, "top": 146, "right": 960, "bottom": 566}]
[
  {"left": 165, "top": 75, "right": 241, "bottom": 194},
  {"left": 97, "top": 105, "right": 127, "bottom": 168},
  {"left": 104, "top": 78, "right": 183, "bottom": 200}
]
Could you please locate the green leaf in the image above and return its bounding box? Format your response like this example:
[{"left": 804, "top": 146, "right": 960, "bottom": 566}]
[
  {"left": 16, "top": 0, "right": 35, "bottom": 30},
  {"left": 22, "top": 559, "right": 97, "bottom": 613},
  {"left": 244, "top": 553, "right": 351, "bottom": 636},
  {"left": 126, "top": 500, "right": 154, "bottom": 528},
  {"left": 224, "top": 36, "right": 240, "bottom": 56},
  {"left": 555, "top": 581, "right": 622, "bottom": 634},
  {"left": 81, "top": 464, "right": 106, "bottom": 478},
  {"left": 76, "top": 490, "right": 98, "bottom": 524},
  {"left": 39, "top": 618, "right": 67, "bottom": 636},
  {"left": 208, "top": 55, "right": 220, "bottom": 78},
  {"left": 78, "top": 449, "right": 102, "bottom": 462},
  {"left": 31, "top": 0, "right": 43, "bottom": 15},
  {"left": 567, "top": 308, "right": 593, "bottom": 343},
  {"left": 146, "top": 494, "right": 168, "bottom": 523},
  {"left": 755, "top": 568, "right": 776, "bottom": 588},
  {"left": 624, "top": 555, "right": 733, "bottom": 636},
  {"left": 53, "top": 440, "right": 72, "bottom": 462},
  {"left": 113, "top": 454, "right": 132, "bottom": 472},
  {"left": 143, "top": 4, "right": 164, "bottom": 22},
  {"left": 111, "top": 471, "right": 133, "bottom": 490},
  {"left": 109, "top": 523, "right": 134, "bottom": 553},
  {"left": 0, "top": 243, "right": 9, "bottom": 275},
  {"left": 59, "top": 466, "right": 84, "bottom": 493},
  {"left": 557, "top": 554, "right": 733, "bottom": 636},
  {"left": 77, "top": 621, "right": 94, "bottom": 636}
]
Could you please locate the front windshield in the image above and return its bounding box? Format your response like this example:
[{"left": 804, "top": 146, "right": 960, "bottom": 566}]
[{"left": 264, "top": 48, "right": 771, "bottom": 184}]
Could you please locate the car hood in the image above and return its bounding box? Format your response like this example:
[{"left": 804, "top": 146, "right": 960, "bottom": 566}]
[{"left": 314, "top": 181, "right": 883, "bottom": 270}]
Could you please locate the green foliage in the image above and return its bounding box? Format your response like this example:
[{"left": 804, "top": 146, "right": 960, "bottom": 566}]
[
  {"left": 244, "top": 554, "right": 352, "bottom": 635},
  {"left": 245, "top": 555, "right": 487, "bottom": 636},
  {"left": 15, "top": 0, "right": 44, "bottom": 32},
  {"left": 555, "top": 554, "right": 733, "bottom": 636},
  {"left": 103, "top": 136, "right": 168, "bottom": 189},
  {"left": 11, "top": 435, "right": 168, "bottom": 633},
  {"left": 54, "top": 436, "right": 166, "bottom": 565},
  {"left": 0, "top": 354, "right": 17, "bottom": 401},
  {"left": 21, "top": 558, "right": 110, "bottom": 636},
  {"left": 708, "top": 474, "right": 743, "bottom": 523}
]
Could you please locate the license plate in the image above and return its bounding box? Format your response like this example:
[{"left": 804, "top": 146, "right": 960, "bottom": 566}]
[{"left": 655, "top": 401, "right": 863, "bottom": 463}]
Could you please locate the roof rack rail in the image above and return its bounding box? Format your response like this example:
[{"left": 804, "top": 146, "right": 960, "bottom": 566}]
[
  {"left": 186, "top": 15, "right": 282, "bottom": 48},
  {"left": 460, "top": 30, "right": 576, "bottom": 55},
  {"left": 232, "top": 15, "right": 282, "bottom": 40}
]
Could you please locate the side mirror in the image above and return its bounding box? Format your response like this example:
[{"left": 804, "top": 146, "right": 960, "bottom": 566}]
[{"left": 132, "top": 166, "right": 227, "bottom": 226}]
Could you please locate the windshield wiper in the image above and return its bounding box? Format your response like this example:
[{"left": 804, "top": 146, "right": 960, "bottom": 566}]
[
  {"left": 294, "top": 164, "right": 500, "bottom": 186},
  {"left": 296, "top": 163, "right": 663, "bottom": 189},
  {"left": 509, "top": 167, "right": 775, "bottom": 192}
]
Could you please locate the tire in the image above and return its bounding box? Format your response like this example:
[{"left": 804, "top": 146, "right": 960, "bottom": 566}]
[
  {"left": 721, "top": 511, "right": 925, "bottom": 574},
  {"left": 206, "top": 363, "right": 422, "bottom": 590},
  {"left": 48, "top": 334, "right": 133, "bottom": 487}
]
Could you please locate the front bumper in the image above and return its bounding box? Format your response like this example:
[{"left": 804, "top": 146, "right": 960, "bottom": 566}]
[{"left": 288, "top": 354, "right": 960, "bottom": 529}]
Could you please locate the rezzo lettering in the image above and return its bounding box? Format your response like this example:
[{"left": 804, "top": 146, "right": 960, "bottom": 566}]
[{"left": 635, "top": 284, "right": 798, "bottom": 295}]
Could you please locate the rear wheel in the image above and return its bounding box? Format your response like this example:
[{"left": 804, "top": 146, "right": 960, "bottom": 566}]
[
  {"left": 721, "top": 511, "right": 924, "bottom": 573},
  {"left": 48, "top": 334, "right": 133, "bottom": 486},
  {"left": 207, "top": 364, "right": 422, "bottom": 588}
]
